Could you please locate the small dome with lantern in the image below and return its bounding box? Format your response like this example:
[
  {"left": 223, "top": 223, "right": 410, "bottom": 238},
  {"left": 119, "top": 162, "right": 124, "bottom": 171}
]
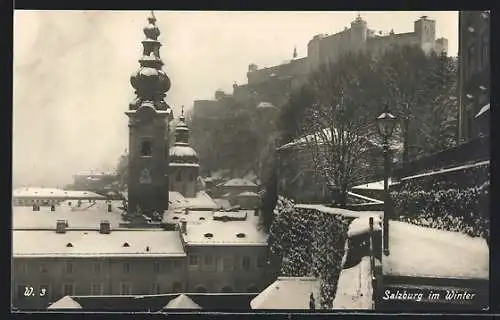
[{"left": 169, "top": 106, "right": 199, "bottom": 166}]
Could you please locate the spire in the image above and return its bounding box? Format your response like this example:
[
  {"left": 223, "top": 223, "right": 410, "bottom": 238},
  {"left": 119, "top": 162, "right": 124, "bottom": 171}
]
[
  {"left": 175, "top": 107, "right": 189, "bottom": 145},
  {"left": 293, "top": 46, "right": 297, "bottom": 59},
  {"left": 129, "top": 11, "right": 171, "bottom": 111}
]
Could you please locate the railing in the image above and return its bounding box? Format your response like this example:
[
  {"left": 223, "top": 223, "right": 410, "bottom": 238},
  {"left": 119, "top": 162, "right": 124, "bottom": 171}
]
[{"left": 393, "top": 136, "right": 490, "bottom": 179}]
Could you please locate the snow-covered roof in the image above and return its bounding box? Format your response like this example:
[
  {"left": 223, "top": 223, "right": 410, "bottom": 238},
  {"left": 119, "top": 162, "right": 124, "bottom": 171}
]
[
  {"left": 168, "top": 191, "right": 218, "bottom": 210},
  {"left": 183, "top": 212, "right": 267, "bottom": 246},
  {"left": 169, "top": 145, "right": 198, "bottom": 159},
  {"left": 48, "top": 296, "right": 82, "bottom": 309},
  {"left": 236, "top": 191, "right": 259, "bottom": 197},
  {"left": 347, "top": 215, "right": 382, "bottom": 238},
  {"left": 13, "top": 200, "right": 126, "bottom": 229},
  {"left": 213, "top": 210, "right": 247, "bottom": 220},
  {"left": 257, "top": 101, "right": 276, "bottom": 109},
  {"left": 352, "top": 179, "right": 396, "bottom": 191},
  {"left": 163, "top": 210, "right": 213, "bottom": 224},
  {"left": 74, "top": 170, "right": 114, "bottom": 177},
  {"left": 163, "top": 294, "right": 202, "bottom": 309},
  {"left": 213, "top": 198, "right": 231, "bottom": 209},
  {"left": 475, "top": 103, "right": 490, "bottom": 118},
  {"left": 169, "top": 162, "right": 200, "bottom": 168},
  {"left": 13, "top": 187, "right": 106, "bottom": 200},
  {"left": 251, "top": 277, "right": 321, "bottom": 309},
  {"left": 13, "top": 229, "right": 186, "bottom": 258},
  {"left": 222, "top": 179, "right": 257, "bottom": 187},
  {"left": 277, "top": 128, "right": 402, "bottom": 151},
  {"left": 384, "top": 221, "right": 489, "bottom": 279}
]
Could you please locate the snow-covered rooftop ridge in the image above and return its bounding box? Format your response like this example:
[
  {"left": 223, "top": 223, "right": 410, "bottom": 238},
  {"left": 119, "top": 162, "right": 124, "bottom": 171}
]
[
  {"left": 13, "top": 229, "right": 186, "bottom": 258},
  {"left": 168, "top": 191, "right": 218, "bottom": 210},
  {"left": 400, "top": 160, "right": 490, "bottom": 181},
  {"left": 251, "top": 277, "right": 321, "bottom": 309},
  {"left": 277, "top": 127, "right": 402, "bottom": 151},
  {"left": 13, "top": 187, "right": 106, "bottom": 199},
  {"left": 237, "top": 191, "right": 259, "bottom": 197},
  {"left": 352, "top": 179, "right": 396, "bottom": 190},
  {"left": 222, "top": 178, "right": 257, "bottom": 187},
  {"left": 48, "top": 296, "right": 82, "bottom": 309},
  {"left": 163, "top": 294, "right": 202, "bottom": 309},
  {"left": 13, "top": 200, "right": 126, "bottom": 229},
  {"left": 384, "top": 221, "right": 489, "bottom": 280}
]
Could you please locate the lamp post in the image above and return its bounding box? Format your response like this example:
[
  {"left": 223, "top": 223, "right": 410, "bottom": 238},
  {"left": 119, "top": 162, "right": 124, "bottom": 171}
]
[{"left": 376, "top": 105, "right": 397, "bottom": 256}]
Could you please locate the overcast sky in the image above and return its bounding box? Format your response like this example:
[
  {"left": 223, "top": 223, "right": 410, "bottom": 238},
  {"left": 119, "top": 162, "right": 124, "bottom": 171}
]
[{"left": 13, "top": 10, "right": 458, "bottom": 187}]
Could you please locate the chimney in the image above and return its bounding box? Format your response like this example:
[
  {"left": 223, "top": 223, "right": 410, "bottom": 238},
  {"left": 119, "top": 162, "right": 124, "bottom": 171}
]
[
  {"left": 50, "top": 204, "right": 56, "bottom": 211},
  {"left": 56, "top": 220, "right": 67, "bottom": 234},
  {"left": 107, "top": 203, "right": 112, "bottom": 212},
  {"left": 32, "top": 203, "right": 37, "bottom": 211},
  {"left": 180, "top": 219, "right": 187, "bottom": 235},
  {"left": 100, "top": 220, "right": 111, "bottom": 234}
]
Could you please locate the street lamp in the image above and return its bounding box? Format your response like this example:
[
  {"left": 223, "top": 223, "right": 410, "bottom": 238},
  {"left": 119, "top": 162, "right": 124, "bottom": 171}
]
[{"left": 376, "top": 105, "right": 397, "bottom": 256}]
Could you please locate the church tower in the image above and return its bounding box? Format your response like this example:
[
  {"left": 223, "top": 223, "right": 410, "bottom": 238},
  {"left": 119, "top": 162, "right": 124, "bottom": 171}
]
[
  {"left": 169, "top": 107, "right": 199, "bottom": 198},
  {"left": 126, "top": 11, "right": 173, "bottom": 216}
]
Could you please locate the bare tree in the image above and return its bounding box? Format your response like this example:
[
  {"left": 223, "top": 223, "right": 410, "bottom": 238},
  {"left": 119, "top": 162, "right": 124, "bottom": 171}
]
[{"left": 299, "top": 56, "right": 376, "bottom": 206}]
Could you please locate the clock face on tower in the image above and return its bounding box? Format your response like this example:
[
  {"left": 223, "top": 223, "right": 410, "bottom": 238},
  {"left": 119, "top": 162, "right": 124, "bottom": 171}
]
[{"left": 139, "top": 167, "right": 152, "bottom": 184}]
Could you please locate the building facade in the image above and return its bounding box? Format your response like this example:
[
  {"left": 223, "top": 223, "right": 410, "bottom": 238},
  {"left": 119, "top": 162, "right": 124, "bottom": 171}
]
[
  {"left": 458, "top": 11, "right": 490, "bottom": 142},
  {"left": 127, "top": 12, "right": 173, "bottom": 216}
]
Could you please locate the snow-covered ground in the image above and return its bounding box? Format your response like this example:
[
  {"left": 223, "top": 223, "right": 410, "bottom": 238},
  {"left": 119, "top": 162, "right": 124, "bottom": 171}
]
[
  {"left": 384, "top": 221, "right": 489, "bottom": 279},
  {"left": 332, "top": 256, "right": 374, "bottom": 309},
  {"left": 295, "top": 204, "right": 382, "bottom": 220}
]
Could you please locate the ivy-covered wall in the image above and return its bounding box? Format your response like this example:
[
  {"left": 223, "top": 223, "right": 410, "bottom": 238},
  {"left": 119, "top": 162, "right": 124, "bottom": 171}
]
[
  {"left": 391, "top": 163, "right": 489, "bottom": 242},
  {"left": 268, "top": 196, "right": 350, "bottom": 308}
]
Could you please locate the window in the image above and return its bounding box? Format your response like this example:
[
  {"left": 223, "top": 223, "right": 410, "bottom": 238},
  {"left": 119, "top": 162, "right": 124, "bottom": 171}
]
[
  {"left": 140, "top": 140, "right": 152, "bottom": 157},
  {"left": 163, "top": 260, "right": 172, "bottom": 272},
  {"left": 120, "top": 282, "right": 131, "bottom": 295},
  {"left": 481, "top": 31, "right": 489, "bottom": 69},
  {"left": 123, "top": 263, "right": 130, "bottom": 274},
  {"left": 188, "top": 255, "right": 199, "bottom": 267},
  {"left": 151, "top": 283, "right": 161, "bottom": 294},
  {"left": 222, "top": 257, "right": 233, "bottom": 271},
  {"left": 90, "top": 282, "right": 104, "bottom": 295},
  {"left": 257, "top": 255, "right": 267, "bottom": 268},
  {"left": 242, "top": 257, "right": 251, "bottom": 271},
  {"left": 93, "top": 262, "right": 101, "bottom": 275},
  {"left": 204, "top": 255, "right": 213, "bottom": 266},
  {"left": 467, "top": 44, "right": 476, "bottom": 79},
  {"left": 172, "top": 282, "right": 182, "bottom": 292},
  {"left": 173, "top": 259, "right": 182, "bottom": 270},
  {"left": 64, "top": 262, "right": 73, "bottom": 274},
  {"left": 175, "top": 171, "right": 182, "bottom": 182},
  {"left": 39, "top": 262, "right": 47, "bottom": 273},
  {"left": 62, "top": 283, "right": 75, "bottom": 296},
  {"left": 153, "top": 262, "right": 161, "bottom": 273}
]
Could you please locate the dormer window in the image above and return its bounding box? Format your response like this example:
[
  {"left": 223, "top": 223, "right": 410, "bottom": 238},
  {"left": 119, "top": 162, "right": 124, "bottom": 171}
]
[
  {"left": 66, "top": 243, "right": 73, "bottom": 247},
  {"left": 140, "top": 139, "right": 152, "bottom": 157},
  {"left": 123, "top": 242, "right": 130, "bottom": 247},
  {"left": 204, "top": 233, "right": 214, "bottom": 238},
  {"left": 236, "top": 233, "right": 246, "bottom": 238}
]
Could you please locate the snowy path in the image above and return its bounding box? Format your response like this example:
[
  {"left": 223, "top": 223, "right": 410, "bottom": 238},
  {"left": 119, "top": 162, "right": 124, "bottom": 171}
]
[
  {"left": 332, "top": 256, "right": 374, "bottom": 309},
  {"left": 384, "top": 221, "right": 489, "bottom": 279}
]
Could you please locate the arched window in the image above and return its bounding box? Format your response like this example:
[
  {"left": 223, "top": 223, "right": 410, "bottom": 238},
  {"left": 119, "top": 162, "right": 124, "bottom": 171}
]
[
  {"left": 140, "top": 140, "right": 152, "bottom": 157},
  {"left": 176, "top": 171, "right": 182, "bottom": 182},
  {"left": 195, "top": 286, "right": 207, "bottom": 293}
]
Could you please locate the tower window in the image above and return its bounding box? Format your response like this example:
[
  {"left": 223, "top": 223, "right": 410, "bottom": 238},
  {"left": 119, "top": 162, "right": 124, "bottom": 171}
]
[{"left": 140, "top": 140, "right": 152, "bottom": 157}]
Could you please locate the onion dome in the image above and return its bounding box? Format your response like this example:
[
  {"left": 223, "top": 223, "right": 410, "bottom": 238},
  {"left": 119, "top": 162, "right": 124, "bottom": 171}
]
[
  {"left": 169, "top": 106, "right": 199, "bottom": 165},
  {"left": 129, "top": 11, "right": 171, "bottom": 110}
]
